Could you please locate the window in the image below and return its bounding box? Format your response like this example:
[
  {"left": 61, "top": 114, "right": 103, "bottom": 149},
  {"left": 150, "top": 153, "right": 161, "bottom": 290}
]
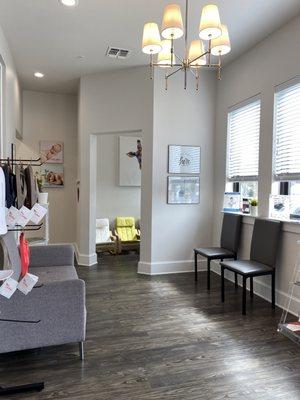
[
  {"left": 226, "top": 96, "right": 261, "bottom": 199},
  {"left": 272, "top": 77, "right": 300, "bottom": 220},
  {"left": 273, "top": 78, "right": 300, "bottom": 181}
]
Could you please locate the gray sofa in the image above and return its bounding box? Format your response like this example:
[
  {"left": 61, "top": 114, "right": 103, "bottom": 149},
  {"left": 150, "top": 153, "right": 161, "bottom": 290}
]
[{"left": 0, "top": 239, "right": 86, "bottom": 359}]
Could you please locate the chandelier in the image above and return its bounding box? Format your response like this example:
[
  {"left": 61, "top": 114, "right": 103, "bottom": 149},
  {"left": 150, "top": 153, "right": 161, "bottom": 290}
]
[{"left": 142, "top": 1, "right": 231, "bottom": 90}]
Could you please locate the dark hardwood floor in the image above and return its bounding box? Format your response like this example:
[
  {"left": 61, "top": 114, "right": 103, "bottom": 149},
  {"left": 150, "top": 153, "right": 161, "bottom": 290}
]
[{"left": 0, "top": 254, "right": 299, "bottom": 399}]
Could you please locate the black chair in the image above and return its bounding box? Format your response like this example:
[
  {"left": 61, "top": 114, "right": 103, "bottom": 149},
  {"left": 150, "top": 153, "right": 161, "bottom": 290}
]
[
  {"left": 194, "top": 213, "right": 242, "bottom": 290},
  {"left": 220, "top": 218, "right": 282, "bottom": 315}
]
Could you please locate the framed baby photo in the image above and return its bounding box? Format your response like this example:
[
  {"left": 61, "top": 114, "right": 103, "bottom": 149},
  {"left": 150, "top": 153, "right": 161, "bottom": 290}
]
[
  {"left": 41, "top": 165, "right": 64, "bottom": 188},
  {"left": 40, "top": 140, "right": 64, "bottom": 164}
]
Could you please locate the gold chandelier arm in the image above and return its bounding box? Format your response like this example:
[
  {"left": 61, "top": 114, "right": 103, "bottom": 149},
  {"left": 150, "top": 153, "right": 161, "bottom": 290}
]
[
  {"left": 208, "top": 39, "right": 212, "bottom": 66},
  {"left": 217, "top": 53, "right": 222, "bottom": 80},
  {"left": 165, "top": 66, "right": 182, "bottom": 79},
  {"left": 152, "top": 63, "right": 182, "bottom": 67},
  {"left": 189, "top": 50, "right": 210, "bottom": 66}
]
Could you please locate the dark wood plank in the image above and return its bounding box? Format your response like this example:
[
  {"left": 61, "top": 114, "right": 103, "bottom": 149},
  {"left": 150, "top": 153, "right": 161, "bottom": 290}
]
[{"left": 0, "top": 253, "right": 299, "bottom": 399}]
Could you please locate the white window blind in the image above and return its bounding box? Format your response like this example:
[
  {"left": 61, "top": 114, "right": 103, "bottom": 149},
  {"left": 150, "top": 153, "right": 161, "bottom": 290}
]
[
  {"left": 227, "top": 98, "right": 261, "bottom": 181},
  {"left": 274, "top": 78, "right": 300, "bottom": 181}
]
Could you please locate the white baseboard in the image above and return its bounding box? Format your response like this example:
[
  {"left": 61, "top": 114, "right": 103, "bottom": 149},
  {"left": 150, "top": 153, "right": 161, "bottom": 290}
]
[
  {"left": 211, "top": 261, "right": 300, "bottom": 317},
  {"left": 74, "top": 243, "right": 97, "bottom": 267},
  {"left": 138, "top": 259, "right": 206, "bottom": 275}
]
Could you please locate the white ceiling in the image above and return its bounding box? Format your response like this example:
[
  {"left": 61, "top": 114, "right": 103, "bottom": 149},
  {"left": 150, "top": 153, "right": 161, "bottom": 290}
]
[{"left": 0, "top": 0, "right": 299, "bottom": 94}]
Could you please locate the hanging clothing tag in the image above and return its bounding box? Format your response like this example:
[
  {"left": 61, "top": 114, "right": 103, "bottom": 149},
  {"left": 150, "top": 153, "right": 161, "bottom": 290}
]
[
  {"left": 6, "top": 206, "right": 20, "bottom": 227},
  {"left": 18, "top": 273, "right": 38, "bottom": 295},
  {"left": 16, "top": 206, "right": 33, "bottom": 227},
  {"left": 30, "top": 203, "right": 47, "bottom": 225},
  {"left": 0, "top": 277, "right": 18, "bottom": 299}
]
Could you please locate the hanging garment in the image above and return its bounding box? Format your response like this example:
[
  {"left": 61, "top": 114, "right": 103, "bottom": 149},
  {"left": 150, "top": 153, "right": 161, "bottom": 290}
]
[
  {"left": 2, "top": 164, "right": 16, "bottom": 208},
  {"left": 19, "top": 232, "right": 30, "bottom": 278},
  {"left": 15, "top": 164, "right": 27, "bottom": 209},
  {"left": 24, "top": 165, "right": 38, "bottom": 208},
  {"left": 0, "top": 232, "right": 21, "bottom": 281},
  {"left": 0, "top": 167, "right": 7, "bottom": 235}
]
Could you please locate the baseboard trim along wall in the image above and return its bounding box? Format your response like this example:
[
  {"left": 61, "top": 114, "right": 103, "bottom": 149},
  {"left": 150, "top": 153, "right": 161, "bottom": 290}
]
[
  {"left": 74, "top": 243, "right": 98, "bottom": 267},
  {"left": 138, "top": 259, "right": 206, "bottom": 275},
  {"left": 211, "top": 261, "right": 300, "bottom": 317}
]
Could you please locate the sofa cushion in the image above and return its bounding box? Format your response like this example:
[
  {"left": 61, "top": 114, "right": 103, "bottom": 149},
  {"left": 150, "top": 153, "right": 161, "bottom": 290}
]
[{"left": 31, "top": 265, "right": 78, "bottom": 284}]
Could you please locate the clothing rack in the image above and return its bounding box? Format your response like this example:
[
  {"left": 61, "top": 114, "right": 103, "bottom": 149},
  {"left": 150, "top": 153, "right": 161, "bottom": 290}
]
[
  {"left": 0, "top": 143, "right": 43, "bottom": 168},
  {"left": 0, "top": 144, "right": 45, "bottom": 396}
]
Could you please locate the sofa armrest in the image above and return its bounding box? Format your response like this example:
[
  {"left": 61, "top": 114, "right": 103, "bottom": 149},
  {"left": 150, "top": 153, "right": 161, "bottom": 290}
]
[{"left": 29, "top": 244, "right": 75, "bottom": 268}]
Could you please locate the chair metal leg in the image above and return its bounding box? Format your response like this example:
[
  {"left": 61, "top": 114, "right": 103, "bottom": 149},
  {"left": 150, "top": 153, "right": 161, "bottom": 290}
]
[
  {"left": 250, "top": 277, "right": 254, "bottom": 298},
  {"left": 233, "top": 255, "right": 238, "bottom": 288},
  {"left": 272, "top": 270, "right": 276, "bottom": 310},
  {"left": 242, "top": 276, "right": 247, "bottom": 315},
  {"left": 221, "top": 266, "right": 225, "bottom": 302},
  {"left": 194, "top": 251, "right": 198, "bottom": 282},
  {"left": 207, "top": 259, "right": 211, "bottom": 290},
  {"left": 79, "top": 342, "right": 84, "bottom": 361}
]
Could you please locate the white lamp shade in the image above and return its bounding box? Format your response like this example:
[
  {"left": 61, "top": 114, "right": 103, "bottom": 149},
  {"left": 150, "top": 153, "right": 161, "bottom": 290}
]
[
  {"left": 188, "top": 40, "right": 206, "bottom": 67},
  {"left": 157, "top": 39, "right": 175, "bottom": 67},
  {"left": 142, "top": 23, "right": 162, "bottom": 54},
  {"left": 211, "top": 24, "right": 231, "bottom": 55},
  {"left": 161, "top": 4, "right": 184, "bottom": 39},
  {"left": 199, "top": 4, "right": 222, "bottom": 40}
]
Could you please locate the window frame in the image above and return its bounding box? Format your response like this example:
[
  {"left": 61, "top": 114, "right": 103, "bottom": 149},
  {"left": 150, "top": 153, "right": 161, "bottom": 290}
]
[
  {"left": 272, "top": 75, "right": 300, "bottom": 182},
  {"left": 226, "top": 94, "right": 261, "bottom": 183}
]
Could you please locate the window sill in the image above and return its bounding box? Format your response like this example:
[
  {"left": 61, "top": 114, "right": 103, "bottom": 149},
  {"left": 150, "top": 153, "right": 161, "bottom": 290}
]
[{"left": 221, "top": 211, "right": 300, "bottom": 234}]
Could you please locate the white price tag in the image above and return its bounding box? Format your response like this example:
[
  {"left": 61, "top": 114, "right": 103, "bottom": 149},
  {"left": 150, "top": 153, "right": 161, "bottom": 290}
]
[
  {"left": 18, "top": 273, "right": 39, "bottom": 295},
  {"left": 30, "top": 203, "right": 47, "bottom": 225},
  {"left": 0, "top": 278, "right": 18, "bottom": 299},
  {"left": 6, "top": 206, "right": 20, "bottom": 227},
  {"left": 16, "top": 206, "right": 33, "bottom": 227}
]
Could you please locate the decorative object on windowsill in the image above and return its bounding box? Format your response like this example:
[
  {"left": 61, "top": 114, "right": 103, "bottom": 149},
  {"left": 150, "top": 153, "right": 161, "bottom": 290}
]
[
  {"left": 242, "top": 198, "right": 250, "bottom": 214},
  {"left": 141, "top": 1, "right": 231, "bottom": 90},
  {"left": 223, "top": 192, "right": 241, "bottom": 213},
  {"left": 167, "top": 176, "right": 200, "bottom": 204},
  {"left": 269, "top": 194, "right": 290, "bottom": 221},
  {"left": 249, "top": 199, "right": 258, "bottom": 217},
  {"left": 168, "top": 145, "right": 200, "bottom": 174}
]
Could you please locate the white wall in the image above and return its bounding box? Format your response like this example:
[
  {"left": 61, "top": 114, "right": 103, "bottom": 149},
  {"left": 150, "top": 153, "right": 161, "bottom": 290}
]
[
  {"left": 77, "top": 66, "right": 153, "bottom": 266},
  {"left": 17, "top": 90, "right": 78, "bottom": 243},
  {"left": 138, "top": 70, "right": 217, "bottom": 274},
  {"left": 96, "top": 134, "right": 141, "bottom": 225},
  {"left": 213, "top": 14, "right": 300, "bottom": 314},
  {"left": 0, "top": 24, "right": 22, "bottom": 156}
]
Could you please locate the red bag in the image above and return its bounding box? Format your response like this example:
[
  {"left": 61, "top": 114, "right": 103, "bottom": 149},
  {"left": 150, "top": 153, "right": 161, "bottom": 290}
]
[{"left": 19, "top": 233, "right": 30, "bottom": 278}]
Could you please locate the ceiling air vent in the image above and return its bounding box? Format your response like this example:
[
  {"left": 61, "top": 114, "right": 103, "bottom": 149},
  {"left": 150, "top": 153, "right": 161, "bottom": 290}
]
[{"left": 106, "top": 47, "right": 131, "bottom": 59}]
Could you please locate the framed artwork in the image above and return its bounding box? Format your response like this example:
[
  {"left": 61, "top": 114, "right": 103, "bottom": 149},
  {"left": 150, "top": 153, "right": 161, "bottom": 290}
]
[
  {"left": 167, "top": 176, "right": 200, "bottom": 204},
  {"left": 168, "top": 145, "right": 201, "bottom": 174},
  {"left": 119, "top": 136, "right": 142, "bottom": 187},
  {"left": 269, "top": 194, "right": 290, "bottom": 220},
  {"left": 41, "top": 165, "right": 64, "bottom": 188},
  {"left": 40, "top": 140, "right": 64, "bottom": 164},
  {"left": 223, "top": 192, "right": 241, "bottom": 213}
]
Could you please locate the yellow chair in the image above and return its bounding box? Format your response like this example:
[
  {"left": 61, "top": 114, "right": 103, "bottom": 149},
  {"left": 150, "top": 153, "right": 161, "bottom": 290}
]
[{"left": 114, "top": 217, "right": 140, "bottom": 253}]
